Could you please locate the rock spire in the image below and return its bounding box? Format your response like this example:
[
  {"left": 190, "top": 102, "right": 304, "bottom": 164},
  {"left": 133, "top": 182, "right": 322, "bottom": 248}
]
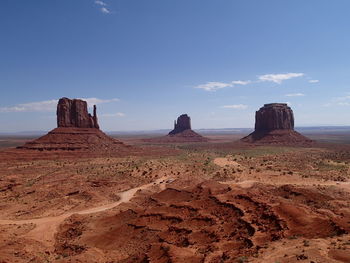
[
  {"left": 57, "top": 98, "right": 99, "bottom": 129},
  {"left": 169, "top": 114, "right": 191, "bottom": 135}
]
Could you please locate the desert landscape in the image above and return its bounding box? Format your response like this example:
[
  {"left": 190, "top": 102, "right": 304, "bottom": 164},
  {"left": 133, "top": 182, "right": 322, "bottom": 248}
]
[
  {"left": 2, "top": 1, "right": 350, "bottom": 262},
  {"left": 0, "top": 99, "right": 349, "bottom": 263}
]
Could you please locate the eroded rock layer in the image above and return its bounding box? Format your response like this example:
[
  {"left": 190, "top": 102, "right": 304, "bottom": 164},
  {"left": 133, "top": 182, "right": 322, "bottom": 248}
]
[
  {"left": 242, "top": 103, "right": 312, "bottom": 144},
  {"left": 255, "top": 103, "right": 294, "bottom": 131},
  {"left": 169, "top": 114, "right": 192, "bottom": 135},
  {"left": 57, "top": 97, "right": 99, "bottom": 129},
  {"left": 18, "top": 98, "right": 129, "bottom": 152},
  {"left": 54, "top": 181, "right": 349, "bottom": 262},
  {"left": 18, "top": 127, "right": 126, "bottom": 151},
  {"left": 144, "top": 114, "right": 208, "bottom": 143}
]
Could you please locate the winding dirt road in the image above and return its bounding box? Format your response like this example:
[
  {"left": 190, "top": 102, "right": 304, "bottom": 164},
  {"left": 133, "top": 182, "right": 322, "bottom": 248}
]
[{"left": 0, "top": 176, "right": 170, "bottom": 247}]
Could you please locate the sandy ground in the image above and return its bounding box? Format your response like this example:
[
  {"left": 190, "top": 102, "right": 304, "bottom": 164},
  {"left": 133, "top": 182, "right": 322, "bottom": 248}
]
[
  {"left": 0, "top": 176, "right": 170, "bottom": 247},
  {"left": 0, "top": 137, "right": 349, "bottom": 262}
]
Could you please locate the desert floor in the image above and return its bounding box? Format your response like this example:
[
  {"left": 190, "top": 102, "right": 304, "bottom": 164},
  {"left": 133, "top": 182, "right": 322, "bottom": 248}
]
[{"left": 0, "top": 133, "right": 349, "bottom": 263}]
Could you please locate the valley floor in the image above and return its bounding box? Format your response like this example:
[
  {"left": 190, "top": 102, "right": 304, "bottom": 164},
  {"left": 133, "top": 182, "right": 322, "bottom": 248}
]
[{"left": 0, "top": 135, "right": 349, "bottom": 262}]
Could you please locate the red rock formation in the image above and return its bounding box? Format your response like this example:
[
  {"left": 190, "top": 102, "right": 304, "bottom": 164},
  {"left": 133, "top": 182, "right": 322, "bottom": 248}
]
[
  {"left": 241, "top": 103, "right": 312, "bottom": 144},
  {"left": 93, "top": 105, "right": 99, "bottom": 129},
  {"left": 18, "top": 127, "right": 126, "bottom": 152},
  {"left": 57, "top": 98, "right": 99, "bottom": 129},
  {"left": 168, "top": 114, "right": 192, "bottom": 135},
  {"left": 255, "top": 103, "right": 294, "bottom": 131},
  {"left": 19, "top": 98, "right": 129, "bottom": 152},
  {"left": 144, "top": 114, "right": 208, "bottom": 143}
]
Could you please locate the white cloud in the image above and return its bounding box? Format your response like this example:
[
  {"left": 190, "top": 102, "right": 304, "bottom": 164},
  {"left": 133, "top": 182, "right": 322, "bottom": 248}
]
[
  {"left": 258, "top": 73, "right": 304, "bottom": 84},
  {"left": 194, "top": 80, "right": 252, "bottom": 92},
  {"left": 323, "top": 94, "right": 350, "bottom": 107},
  {"left": 0, "top": 98, "right": 119, "bottom": 113},
  {"left": 194, "top": 72, "right": 306, "bottom": 92},
  {"left": 82, "top": 98, "right": 119, "bottom": 107},
  {"left": 101, "top": 112, "right": 125, "bottom": 117},
  {"left": 231, "top": 80, "right": 251, "bottom": 85},
  {"left": 333, "top": 95, "right": 350, "bottom": 102},
  {"left": 0, "top": 100, "right": 57, "bottom": 113},
  {"left": 194, "top": 82, "right": 233, "bottom": 91},
  {"left": 100, "top": 7, "right": 111, "bottom": 14},
  {"left": 221, "top": 104, "right": 248, "bottom": 110},
  {"left": 285, "top": 93, "right": 305, "bottom": 97},
  {"left": 309, "top": 79, "right": 319, "bottom": 83},
  {"left": 94, "top": 0, "right": 111, "bottom": 14},
  {"left": 95, "top": 0, "right": 107, "bottom": 6},
  {"left": 337, "top": 102, "right": 350, "bottom": 106}
]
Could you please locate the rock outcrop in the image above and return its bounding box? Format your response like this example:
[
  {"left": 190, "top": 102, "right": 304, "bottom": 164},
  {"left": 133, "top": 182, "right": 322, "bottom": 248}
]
[
  {"left": 169, "top": 114, "right": 192, "bottom": 135},
  {"left": 255, "top": 103, "right": 294, "bottom": 132},
  {"left": 18, "top": 97, "right": 129, "bottom": 153},
  {"left": 241, "top": 103, "right": 312, "bottom": 144},
  {"left": 57, "top": 98, "right": 99, "bottom": 129},
  {"left": 145, "top": 114, "right": 208, "bottom": 143}
]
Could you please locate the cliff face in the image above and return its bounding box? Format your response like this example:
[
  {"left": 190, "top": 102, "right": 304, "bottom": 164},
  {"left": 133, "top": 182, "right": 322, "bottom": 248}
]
[
  {"left": 57, "top": 98, "right": 99, "bottom": 129},
  {"left": 142, "top": 114, "right": 208, "bottom": 142},
  {"left": 17, "top": 97, "right": 132, "bottom": 152},
  {"left": 241, "top": 103, "right": 312, "bottom": 145},
  {"left": 168, "top": 114, "right": 191, "bottom": 135},
  {"left": 255, "top": 103, "right": 294, "bottom": 132}
]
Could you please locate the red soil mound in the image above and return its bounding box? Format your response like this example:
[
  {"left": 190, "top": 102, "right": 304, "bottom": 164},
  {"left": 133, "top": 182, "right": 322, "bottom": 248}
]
[
  {"left": 241, "top": 129, "right": 314, "bottom": 145},
  {"left": 55, "top": 181, "right": 349, "bottom": 262},
  {"left": 17, "top": 127, "right": 128, "bottom": 152},
  {"left": 144, "top": 129, "right": 209, "bottom": 143}
]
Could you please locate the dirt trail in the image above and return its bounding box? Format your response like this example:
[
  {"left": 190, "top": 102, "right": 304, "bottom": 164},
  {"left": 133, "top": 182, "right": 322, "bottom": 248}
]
[
  {"left": 213, "top": 157, "right": 240, "bottom": 167},
  {"left": 223, "top": 179, "right": 350, "bottom": 191},
  {"left": 0, "top": 176, "right": 170, "bottom": 247}
]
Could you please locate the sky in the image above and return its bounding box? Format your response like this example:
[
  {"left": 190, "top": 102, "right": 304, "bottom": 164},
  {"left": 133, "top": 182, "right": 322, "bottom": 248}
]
[{"left": 1, "top": 0, "right": 350, "bottom": 132}]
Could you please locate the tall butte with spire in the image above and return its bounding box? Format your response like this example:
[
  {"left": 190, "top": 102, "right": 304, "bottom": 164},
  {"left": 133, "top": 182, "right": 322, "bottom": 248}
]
[
  {"left": 18, "top": 97, "right": 128, "bottom": 152},
  {"left": 144, "top": 114, "right": 208, "bottom": 143},
  {"left": 241, "top": 103, "right": 313, "bottom": 144},
  {"left": 169, "top": 114, "right": 192, "bottom": 135}
]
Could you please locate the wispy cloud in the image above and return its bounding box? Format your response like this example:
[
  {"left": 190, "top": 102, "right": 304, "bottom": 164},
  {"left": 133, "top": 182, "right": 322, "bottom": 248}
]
[
  {"left": 337, "top": 102, "right": 350, "bottom": 106},
  {"left": 0, "top": 100, "right": 58, "bottom": 113},
  {"left": 285, "top": 93, "right": 305, "bottom": 97},
  {"left": 82, "top": 98, "right": 119, "bottom": 106},
  {"left": 258, "top": 73, "right": 304, "bottom": 84},
  {"left": 221, "top": 104, "right": 248, "bottom": 110},
  {"left": 194, "top": 82, "right": 233, "bottom": 91},
  {"left": 101, "top": 112, "right": 125, "bottom": 117},
  {"left": 0, "top": 98, "right": 119, "bottom": 113},
  {"left": 194, "top": 72, "right": 306, "bottom": 92},
  {"left": 194, "top": 80, "right": 251, "bottom": 92},
  {"left": 94, "top": 0, "right": 112, "bottom": 14},
  {"left": 100, "top": 7, "right": 111, "bottom": 14},
  {"left": 231, "top": 80, "right": 251, "bottom": 85},
  {"left": 323, "top": 93, "right": 350, "bottom": 107},
  {"left": 95, "top": 0, "right": 107, "bottom": 6},
  {"left": 309, "top": 79, "right": 319, "bottom": 83}
]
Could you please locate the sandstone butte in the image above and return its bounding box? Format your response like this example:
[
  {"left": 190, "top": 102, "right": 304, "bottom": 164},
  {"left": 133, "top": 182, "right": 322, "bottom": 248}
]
[
  {"left": 241, "top": 103, "right": 313, "bottom": 145},
  {"left": 57, "top": 97, "right": 99, "bottom": 129},
  {"left": 145, "top": 114, "right": 208, "bottom": 143},
  {"left": 18, "top": 97, "right": 128, "bottom": 152}
]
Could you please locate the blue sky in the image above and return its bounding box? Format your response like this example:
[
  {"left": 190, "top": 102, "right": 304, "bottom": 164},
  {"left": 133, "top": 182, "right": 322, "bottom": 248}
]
[{"left": 1, "top": 0, "right": 350, "bottom": 132}]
